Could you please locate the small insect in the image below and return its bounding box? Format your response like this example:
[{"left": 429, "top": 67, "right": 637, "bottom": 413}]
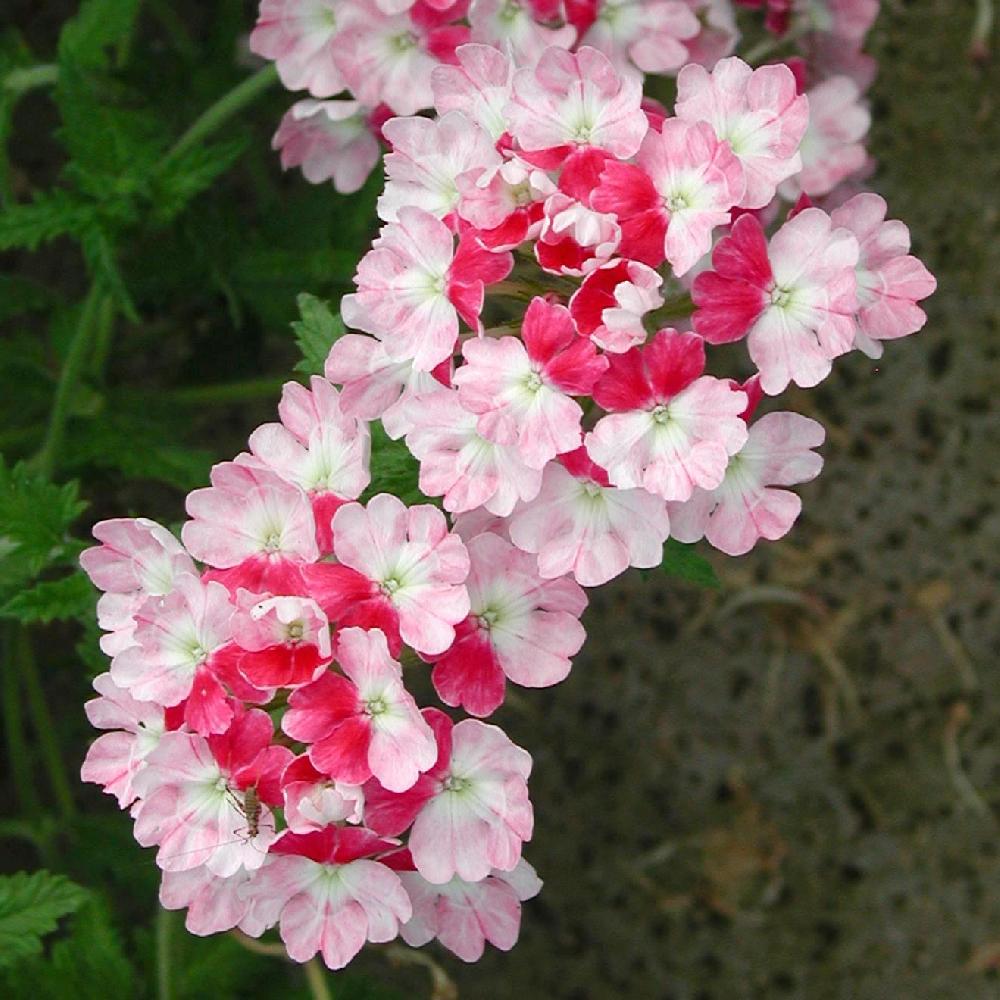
[{"left": 239, "top": 785, "right": 262, "bottom": 840}]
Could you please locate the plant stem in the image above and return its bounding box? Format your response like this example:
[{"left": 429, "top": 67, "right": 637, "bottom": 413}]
[
  {"left": 17, "top": 627, "right": 76, "bottom": 821},
  {"left": 2, "top": 625, "right": 42, "bottom": 819},
  {"left": 303, "top": 959, "right": 333, "bottom": 1000},
  {"left": 156, "top": 907, "right": 174, "bottom": 1000},
  {"left": 2, "top": 63, "right": 59, "bottom": 96},
  {"left": 161, "top": 63, "right": 279, "bottom": 169},
  {"left": 646, "top": 292, "right": 694, "bottom": 329},
  {"left": 970, "top": 0, "right": 994, "bottom": 59},
  {"left": 33, "top": 283, "right": 106, "bottom": 479}
]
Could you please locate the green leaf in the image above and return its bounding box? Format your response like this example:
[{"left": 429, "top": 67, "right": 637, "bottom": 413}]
[
  {"left": 55, "top": 61, "right": 162, "bottom": 197},
  {"left": 292, "top": 293, "right": 345, "bottom": 375},
  {"left": 659, "top": 539, "right": 721, "bottom": 589},
  {"left": 0, "top": 189, "right": 96, "bottom": 252},
  {"left": 366, "top": 422, "right": 424, "bottom": 507},
  {"left": 1, "top": 571, "right": 96, "bottom": 624},
  {"left": 0, "top": 897, "right": 134, "bottom": 999},
  {"left": 151, "top": 136, "right": 248, "bottom": 224},
  {"left": 0, "top": 459, "right": 87, "bottom": 593},
  {"left": 0, "top": 870, "right": 87, "bottom": 970},
  {"left": 57, "top": 0, "right": 142, "bottom": 69}
]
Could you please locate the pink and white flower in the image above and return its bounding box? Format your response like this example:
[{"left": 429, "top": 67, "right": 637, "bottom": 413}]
[
  {"left": 592, "top": 117, "right": 745, "bottom": 273},
  {"left": 341, "top": 207, "right": 512, "bottom": 372},
  {"left": 457, "top": 156, "right": 556, "bottom": 250},
  {"left": 80, "top": 518, "right": 196, "bottom": 656},
  {"left": 394, "top": 853, "right": 543, "bottom": 961},
  {"left": 377, "top": 112, "right": 502, "bottom": 223},
  {"left": 109, "top": 574, "right": 237, "bottom": 727},
  {"left": 506, "top": 46, "right": 648, "bottom": 164},
  {"left": 332, "top": 2, "right": 446, "bottom": 116},
  {"left": 469, "top": 0, "right": 576, "bottom": 65},
  {"left": 364, "top": 709, "right": 534, "bottom": 883},
  {"left": 250, "top": 0, "right": 353, "bottom": 98},
  {"left": 132, "top": 707, "right": 292, "bottom": 876},
  {"left": 282, "top": 754, "right": 366, "bottom": 832},
  {"left": 159, "top": 865, "right": 271, "bottom": 938},
  {"left": 692, "top": 208, "right": 859, "bottom": 393},
  {"left": 586, "top": 328, "right": 748, "bottom": 501},
  {"left": 432, "top": 43, "right": 514, "bottom": 143},
  {"left": 569, "top": 258, "right": 664, "bottom": 352},
  {"left": 508, "top": 448, "right": 672, "bottom": 586},
  {"left": 183, "top": 461, "right": 318, "bottom": 594},
  {"left": 426, "top": 532, "right": 587, "bottom": 716},
  {"left": 403, "top": 388, "right": 545, "bottom": 515},
  {"left": 272, "top": 99, "right": 381, "bottom": 194},
  {"left": 282, "top": 627, "right": 437, "bottom": 791},
  {"left": 248, "top": 378, "right": 370, "bottom": 554},
  {"left": 81, "top": 673, "right": 174, "bottom": 809},
  {"left": 302, "top": 494, "right": 471, "bottom": 656},
  {"left": 230, "top": 594, "right": 332, "bottom": 689},
  {"left": 250, "top": 827, "right": 411, "bottom": 969},
  {"left": 536, "top": 193, "right": 622, "bottom": 276},
  {"left": 675, "top": 57, "right": 808, "bottom": 209},
  {"left": 780, "top": 76, "right": 870, "bottom": 199},
  {"left": 680, "top": 0, "right": 739, "bottom": 68},
  {"left": 454, "top": 297, "right": 608, "bottom": 469},
  {"left": 324, "top": 334, "right": 451, "bottom": 440},
  {"left": 830, "top": 193, "right": 937, "bottom": 358},
  {"left": 574, "top": 0, "right": 701, "bottom": 77},
  {"left": 668, "top": 407, "right": 825, "bottom": 555}
]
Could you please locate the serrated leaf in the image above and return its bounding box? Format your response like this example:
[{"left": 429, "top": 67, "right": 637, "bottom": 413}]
[
  {"left": 0, "top": 459, "right": 87, "bottom": 593},
  {"left": 292, "top": 293, "right": 345, "bottom": 375},
  {"left": 57, "top": 0, "right": 142, "bottom": 69},
  {"left": 1, "top": 571, "right": 96, "bottom": 624},
  {"left": 152, "top": 136, "right": 248, "bottom": 224},
  {"left": 365, "top": 422, "right": 424, "bottom": 507},
  {"left": 0, "top": 870, "right": 87, "bottom": 970},
  {"left": 55, "top": 61, "right": 162, "bottom": 197},
  {"left": 659, "top": 538, "right": 721, "bottom": 589},
  {"left": 0, "top": 897, "right": 134, "bottom": 999},
  {"left": 0, "top": 189, "right": 96, "bottom": 252}
]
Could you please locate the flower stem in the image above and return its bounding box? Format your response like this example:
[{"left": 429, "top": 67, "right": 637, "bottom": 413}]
[
  {"left": 33, "top": 282, "right": 106, "bottom": 479},
  {"left": 970, "top": 0, "right": 994, "bottom": 60},
  {"left": 646, "top": 292, "right": 694, "bottom": 329},
  {"left": 160, "top": 63, "right": 279, "bottom": 170},
  {"left": 303, "top": 959, "right": 333, "bottom": 1000},
  {"left": 16, "top": 627, "right": 76, "bottom": 821},
  {"left": 2, "top": 63, "right": 59, "bottom": 96},
  {"left": 2, "top": 625, "right": 41, "bottom": 819},
  {"left": 156, "top": 906, "right": 174, "bottom": 1000}
]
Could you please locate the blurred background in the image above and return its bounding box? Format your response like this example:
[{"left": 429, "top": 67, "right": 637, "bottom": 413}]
[{"left": 1, "top": 1, "right": 997, "bottom": 997}]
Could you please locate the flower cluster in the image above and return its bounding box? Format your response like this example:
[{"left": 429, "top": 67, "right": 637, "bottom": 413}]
[{"left": 83, "top": 0, "right": 936, "bottom": 974}]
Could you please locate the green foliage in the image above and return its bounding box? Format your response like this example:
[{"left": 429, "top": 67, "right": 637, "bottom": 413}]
[
  {"left": 367, "top": 422, "right": 424, "bottom": 507},
  {"left": 0, "top": 870, "right": 87, "bottom": 970},
  {"left": 0, "top": 459, "right": 86, "bottom": 592},
  {"left": 0, "top": 896, "right": 135, "bottom": 999},
  {"left": 151, "top": 136, "right": 248, "bottom": 224},
  {"left": 659, "top": 538, "right": 721, "bottom": 589},
  {"left": 1, "top": 571, "right": 96, "bottom": 624},
  {"left": 292, "top": 292, "right": 346, "bottom": 375},
  {"left": 0, "top": 189, "right": 96, "bottom": 252}
]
